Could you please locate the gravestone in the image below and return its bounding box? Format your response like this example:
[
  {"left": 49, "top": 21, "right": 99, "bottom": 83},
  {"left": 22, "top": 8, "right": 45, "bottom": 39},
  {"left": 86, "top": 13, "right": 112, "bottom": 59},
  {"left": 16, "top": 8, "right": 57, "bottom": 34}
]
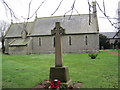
[{"left": 49, "top": 22, "right": 71, "bottom": 85}]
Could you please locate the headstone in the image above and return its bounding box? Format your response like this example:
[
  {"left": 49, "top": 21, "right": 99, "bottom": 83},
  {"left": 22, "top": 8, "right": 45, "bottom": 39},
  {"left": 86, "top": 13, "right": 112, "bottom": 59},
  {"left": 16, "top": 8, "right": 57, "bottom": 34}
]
[{"left": 49, "top": 22, "right": 71, "bottom": 86}]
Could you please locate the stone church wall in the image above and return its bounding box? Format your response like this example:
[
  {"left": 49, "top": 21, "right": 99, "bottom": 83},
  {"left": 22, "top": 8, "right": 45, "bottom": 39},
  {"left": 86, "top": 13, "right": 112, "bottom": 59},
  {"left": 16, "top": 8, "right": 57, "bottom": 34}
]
[
  {"left": 38, "top": 36, "right": 55, "bottom": 54},
  {"left": 62, "top": 34, "right": 99, "bottom": 53},
  {"left": 87, "top": 34, "right": 99, "bottom": 52},
  {"left": 32, "top": 36, "right": 55, "bottom": 54},
  {"left": 31, "top": 34, "right": 99, "bottom": 54},
  {"left": 32, "top": 37, "right": 40, "bottom": 54},
  {"left": 27, "top": 38, "right": 33, "bottom": 54},
  {"left": 62, "top": 35, "right": 85, "bottom": 53},
  {"left": 9, "top": 46, "right": 28, "bottom": 54},
  {"left": 5, "top": 38, "right": 33, "bottom": 54},
  {"left": 5, "top": 38, "right": 15, "bottom": 54}
]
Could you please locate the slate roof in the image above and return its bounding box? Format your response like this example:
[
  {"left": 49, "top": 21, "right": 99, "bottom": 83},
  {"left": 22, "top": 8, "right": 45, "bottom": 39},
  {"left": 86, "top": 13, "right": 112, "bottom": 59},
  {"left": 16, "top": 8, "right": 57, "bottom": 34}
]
[
  {"left": 5, "top": 22, "right": 33, "bottom": 38},
  {"left": 9, "top": 38, "right": 30, "bottom": 46},
  {"left": 100, "top": 32, "right": 119, "bottom": 39},
  {"left": 5, "top": 14, "right": 99, "bottom": 38},
  {"left": 31, "top": 14, "right": 98, "bottom": 35}
]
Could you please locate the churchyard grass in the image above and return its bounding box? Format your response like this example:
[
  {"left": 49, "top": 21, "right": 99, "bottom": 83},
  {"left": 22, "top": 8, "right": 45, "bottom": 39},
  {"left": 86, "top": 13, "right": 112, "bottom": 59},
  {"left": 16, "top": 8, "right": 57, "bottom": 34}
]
[
  {"left": 109, "top": 49, "right": 120, "bottom": 53},
  {"left": 2, "top": 50, "right": 118, "bottom": 88}
]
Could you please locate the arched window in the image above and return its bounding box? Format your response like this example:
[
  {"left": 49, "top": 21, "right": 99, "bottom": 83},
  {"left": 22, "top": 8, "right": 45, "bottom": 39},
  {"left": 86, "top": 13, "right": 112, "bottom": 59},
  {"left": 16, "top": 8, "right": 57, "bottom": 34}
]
[
  {"left": 85, "top": 36, "right": 88, "bottom": 45},
  {"left": 69, "top": 36, "right": 72, "bottom": 46},
  {"left": 53, "top": 37, "right": 55, "bottom": 47},
  {"left": 39, "top": 38, "right": 41, "bottom": 46}
]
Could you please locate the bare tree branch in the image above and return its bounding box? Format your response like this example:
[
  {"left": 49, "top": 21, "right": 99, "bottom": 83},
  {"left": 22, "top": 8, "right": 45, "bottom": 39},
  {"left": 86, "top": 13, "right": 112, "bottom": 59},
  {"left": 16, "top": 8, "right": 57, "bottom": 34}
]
[
  {"left": 2, "top": 0, "right": 20, "bottom": 22},
  {"left": 51, "top": 0, "right": 64, "bottom": 16},
  {"left": 69, "top": 0, "right": 76, "bottom": 19},
  {"left": 27, "top": 0, "right": 33, "bottom": 20},
  {"left": 0, "top": 20, "right": 10, "bottom": 32},
  {"left": 0, "top": 20, "right": 10, "bottom": 54},
  {"left": 29, "top": 0, "right": 47, "bottom": 19},
  {"left": 87, "top": 0, "right": 92, "bottom": 25},
  {"left": 74, "top": 7, "right": 80, "bottom": 15},
  {"left": 64, "top": 0, "right": 78, "bottom": 19},
  {"left": 103, "top": 0, "right": 106, "bottom": 15},
  {"left": 96, "top": 2, "right": 118, "bottom": 30}
]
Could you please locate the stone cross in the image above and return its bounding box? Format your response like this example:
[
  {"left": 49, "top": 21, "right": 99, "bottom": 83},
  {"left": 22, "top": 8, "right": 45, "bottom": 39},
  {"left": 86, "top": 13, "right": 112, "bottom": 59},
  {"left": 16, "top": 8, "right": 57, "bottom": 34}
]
[
  {"left": 50, "top": 23, "right": 70, "bottom": 84},
  {"left": 51, "top": 22, "right": 65, "bottom": 67}
]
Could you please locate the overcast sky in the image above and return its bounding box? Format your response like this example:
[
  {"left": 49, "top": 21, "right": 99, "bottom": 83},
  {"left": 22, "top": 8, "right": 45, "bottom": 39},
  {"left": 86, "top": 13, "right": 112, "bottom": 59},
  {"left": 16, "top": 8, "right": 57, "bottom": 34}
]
[{"left": 0, "top": 0, "right": 119, "bottom": 32}]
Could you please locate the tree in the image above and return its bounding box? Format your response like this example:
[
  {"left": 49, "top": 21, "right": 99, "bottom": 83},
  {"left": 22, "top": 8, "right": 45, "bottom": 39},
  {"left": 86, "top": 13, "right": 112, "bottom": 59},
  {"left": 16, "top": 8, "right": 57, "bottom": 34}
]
[
  {"left": 0, "top": 20, "right": 10, "bottom": 54},
  {"left": 99, "top": 34, "right": 110, "bottom": 49}
]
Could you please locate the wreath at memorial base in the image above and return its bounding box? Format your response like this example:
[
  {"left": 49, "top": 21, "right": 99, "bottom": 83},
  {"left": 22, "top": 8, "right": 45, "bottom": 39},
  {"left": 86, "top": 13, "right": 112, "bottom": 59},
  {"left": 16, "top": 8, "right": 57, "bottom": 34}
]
[
  {"left": 50, "top": 79, "right": 61, "bottom": 88},
  {"left": 33, "top": 80, "right": 83, "bottom": 89}
]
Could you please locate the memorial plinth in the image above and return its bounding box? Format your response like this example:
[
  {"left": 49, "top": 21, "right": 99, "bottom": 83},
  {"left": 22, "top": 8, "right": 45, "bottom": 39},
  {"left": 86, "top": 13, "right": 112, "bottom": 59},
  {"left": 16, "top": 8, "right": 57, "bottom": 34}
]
[{"left": 49, "top": 22, "right": 71, "bottom": 87}]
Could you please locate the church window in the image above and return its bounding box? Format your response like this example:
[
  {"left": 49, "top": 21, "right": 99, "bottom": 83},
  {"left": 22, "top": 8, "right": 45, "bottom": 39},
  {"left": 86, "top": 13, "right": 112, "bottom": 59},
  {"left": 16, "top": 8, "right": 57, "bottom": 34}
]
[
  {"left": 53, "top": 37, "right": 55, "bottom": 47},
  {"left": 69, "top": 36, "right": 72, "bottom": 45},
  {"left": 39, "top": 38, "right": 41, "bottom": 46},
  {"left": 85, "top": 36, "right": 88, "bottom": 45}
]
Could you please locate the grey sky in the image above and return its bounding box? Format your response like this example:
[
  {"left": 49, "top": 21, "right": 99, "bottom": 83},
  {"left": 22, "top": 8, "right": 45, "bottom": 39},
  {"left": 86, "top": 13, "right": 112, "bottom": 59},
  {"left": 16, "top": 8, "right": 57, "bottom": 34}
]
[{"left": 0, "top": 0, "right": 119, "bottom": 32}]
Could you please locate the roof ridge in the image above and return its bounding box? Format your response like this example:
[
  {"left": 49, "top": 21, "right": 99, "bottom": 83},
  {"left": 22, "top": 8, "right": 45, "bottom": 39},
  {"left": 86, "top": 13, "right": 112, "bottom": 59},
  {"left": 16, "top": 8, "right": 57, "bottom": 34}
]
[{"left": 36, "top": 14, "right": 92, "bottom": 20}]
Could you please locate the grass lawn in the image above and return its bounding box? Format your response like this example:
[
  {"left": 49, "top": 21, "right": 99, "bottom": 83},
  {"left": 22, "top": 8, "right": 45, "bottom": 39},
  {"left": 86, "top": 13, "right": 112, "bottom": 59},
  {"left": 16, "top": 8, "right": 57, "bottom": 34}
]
[
  {"left": 2, "top": 50, "right": 118, "bottom": 88},
  {"left": 109, "top": 49, "right": 120, "bottom": 53}
]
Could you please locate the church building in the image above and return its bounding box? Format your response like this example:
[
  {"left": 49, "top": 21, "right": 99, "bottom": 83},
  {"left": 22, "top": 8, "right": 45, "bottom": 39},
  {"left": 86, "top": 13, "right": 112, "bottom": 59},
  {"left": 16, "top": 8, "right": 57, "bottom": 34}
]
[{"left": 4, "top": 2, "right": 99, "bottom": 54}]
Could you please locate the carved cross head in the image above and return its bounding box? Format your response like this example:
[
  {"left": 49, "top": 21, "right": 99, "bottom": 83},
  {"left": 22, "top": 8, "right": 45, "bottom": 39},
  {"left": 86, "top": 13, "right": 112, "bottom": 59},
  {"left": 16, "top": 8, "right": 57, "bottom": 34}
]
[{"left": 51, "top": 22, "right": 65, "bottom": 35}]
